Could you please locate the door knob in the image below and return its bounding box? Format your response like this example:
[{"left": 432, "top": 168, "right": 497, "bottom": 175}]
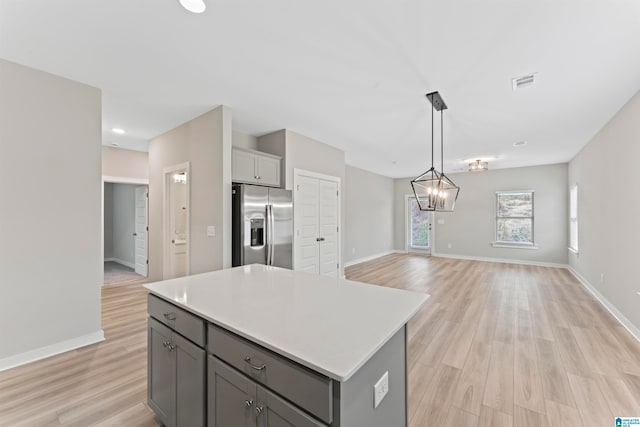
[{"left": 133, "top": 232, "right": 138, "bottom": 236}]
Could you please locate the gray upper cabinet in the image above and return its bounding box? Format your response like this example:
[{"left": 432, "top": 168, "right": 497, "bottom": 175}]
[
  {"left": 148, "top": 316, "right": 205, "bottom": 427},
  {"left": 232, "top": 148, "right": 281, "bottom": 187}
]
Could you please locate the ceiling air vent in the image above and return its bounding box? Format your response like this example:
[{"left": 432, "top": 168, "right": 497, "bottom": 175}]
[{"left": 512, "top": 73, "right": 537, "bottom": 90}]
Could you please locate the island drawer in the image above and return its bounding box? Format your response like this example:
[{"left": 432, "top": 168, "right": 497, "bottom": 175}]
[
  {"left": 207, "top": 324, "right": 333, "bottom": 424},
  {"left": 148, "top": 294, "right": 205, "bottom": 347}
]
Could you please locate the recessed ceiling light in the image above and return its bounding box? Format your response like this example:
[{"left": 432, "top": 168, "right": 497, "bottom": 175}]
[
  {"left": 112, "top": 128, "right": 126, "bottom": 135},
  {"left": 513, "top": 140, "right": 527, "bottom": 147},
  {"left": 179, "top": 0, "right": 206, "bottom": 13}
]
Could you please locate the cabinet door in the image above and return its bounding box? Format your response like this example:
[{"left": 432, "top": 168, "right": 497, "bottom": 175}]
[
  {"left": 208, "top": 356, "right": 257, "bottom": 427},
  {"left": 175, "top": 333, "right": 206, "bottom": 427},
  {"left": 256, "top": 386, "right": 327, "bottom": 427},
  {"left": 233, "top": 149, "right": 258, "bottom": 184},
  {"left": 148, "top": 318, "right": 176, "bottom": 427},
  {"left": 256, "top": 155, "right": 280, "bottom": 187}
]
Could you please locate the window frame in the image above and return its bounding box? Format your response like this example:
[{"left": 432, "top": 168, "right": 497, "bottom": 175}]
[
  {"left": 494, "top": 190, "right": 535, "bottom": 247},
  {"left": 569, "top": 184, "right": 578, "bottom": 254}
]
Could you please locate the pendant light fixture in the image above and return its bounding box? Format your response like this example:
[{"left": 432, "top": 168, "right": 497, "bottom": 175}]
[{"left": 411, "top": 91, "right": 460, "bottom": 212}]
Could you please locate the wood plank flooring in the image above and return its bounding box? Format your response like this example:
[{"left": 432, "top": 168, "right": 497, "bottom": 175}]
[
  {"left": 1, "top": 254, "right": 639, "bottom": 426},
  {"left": 347, "top": 254, "right": 640, "bottom": 427}
]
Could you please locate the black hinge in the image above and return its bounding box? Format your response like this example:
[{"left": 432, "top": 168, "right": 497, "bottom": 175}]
[
  {"left": 146, "top": 260, "right": 149, "bottom": 265},
  {"left": 146, "top": 226, "right": 149, "bottom": 231},
  {"left": 336, "top": 190, "right": 339, "bottom": 196}
]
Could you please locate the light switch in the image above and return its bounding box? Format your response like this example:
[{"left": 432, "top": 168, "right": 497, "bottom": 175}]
[
  {"left": 207, "top": 226, "right": 216, "bottom": 237},
  {"left": 438, "top": 219, "right": 445, "bottom": 225}
]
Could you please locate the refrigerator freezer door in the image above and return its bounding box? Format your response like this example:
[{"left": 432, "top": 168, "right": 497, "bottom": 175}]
[
  {"left": 269, "top": 188, "right": 293, "bottom": 269},
  {"left": 241, "top": 185, "right": 269, "bottom": 266}
]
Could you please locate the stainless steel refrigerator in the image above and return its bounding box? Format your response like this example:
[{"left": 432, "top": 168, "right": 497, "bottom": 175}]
[{"left": 232, "top": 184, "right": 293, "bottom": 269}]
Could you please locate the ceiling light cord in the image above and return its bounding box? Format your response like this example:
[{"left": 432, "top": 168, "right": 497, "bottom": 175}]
[
  {"left": 441, "top": 109, "right": 444, "bottom": 175},
  {"left": 431, "top": 98, "right": 434, "bottom": 169}
]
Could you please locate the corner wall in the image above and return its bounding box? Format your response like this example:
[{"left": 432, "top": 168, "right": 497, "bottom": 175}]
[
  {"left": 0, "top": 59, "right": 103, "bottom": 369},
  {"left": 102, "top": 146, "right": 148, "bottom": 180},
  {"left": 568, "top": 90, "right": 640, "bottom": 334},
  {"left": 148, "top": 106, "right": 232, "bottom": 281},
  {"left": 394, "top": 163, "right": 568, "bottom": 265}
]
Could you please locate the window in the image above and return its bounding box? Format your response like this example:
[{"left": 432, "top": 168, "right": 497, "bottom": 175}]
[
  {"left": 409, "top": 197, "right": 430, "bottom": 248},
  {"left": 569, "top": 185, "right": 578, "bottom": 253},
  {"left": 495, "top": 191, "right": 534, "bottom": 245}
]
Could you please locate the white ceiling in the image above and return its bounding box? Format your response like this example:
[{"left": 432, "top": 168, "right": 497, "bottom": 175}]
[{"left": 1, "top": 0, "right": 639, "bottom": 177}]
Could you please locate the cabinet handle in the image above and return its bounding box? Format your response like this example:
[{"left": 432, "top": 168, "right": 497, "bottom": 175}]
[
  {"left": 163, "top": 312, "right": 176, "bottom": 321},
  {"left": 316, "top": 237, "right": 325, "bottom": 242},
  {"left": 256, "top": 406, "right": 264, "bottom": 415},
  {"left": 244, "top": 400, "right": 253, "bottom": 408},
  {"left": 244, "top": 356, "right": 266, "bottom": 371},
  {"left": 162, "top": 340, "right": 170, "bottom": 348},
  {"left": 168, "top": 343, "right": 176, "bottom": 351}
]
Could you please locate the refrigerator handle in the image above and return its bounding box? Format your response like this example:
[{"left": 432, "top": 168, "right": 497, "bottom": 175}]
[{"left": 266, "top": 204, "right": 273, "bottom": 265}]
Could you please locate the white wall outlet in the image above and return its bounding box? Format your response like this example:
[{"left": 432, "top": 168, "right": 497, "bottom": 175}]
[
  {"left": 373, "top": 371, "right": 389, "bottom": 408},
  {"left": 207, "top": 226, "right": 216, "bottom": 237},
  {"left": 447, "top": 243, "right": 452, "bottom": 249},
  {"left": 438, "top": 219, "right": 445, "bottom": 225}
]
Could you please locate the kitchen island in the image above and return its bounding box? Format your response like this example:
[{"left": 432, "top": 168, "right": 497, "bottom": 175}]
[{"left": 145, "top": 264, "right": 428, "bottom": 427}]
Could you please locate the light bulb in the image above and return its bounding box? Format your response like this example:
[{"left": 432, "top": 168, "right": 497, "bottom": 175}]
[
  {"left": 427, "top": 187, "right": 432, "bottom": 194},
  {"left": 179, "top": 0, "right": 206, "bottom": 13}
]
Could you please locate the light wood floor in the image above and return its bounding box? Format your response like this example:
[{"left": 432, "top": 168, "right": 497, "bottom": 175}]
[
  {"left": 347, "top": 254, "right": 640, "bottom": 426},
  {"left": 1, "top": 254, "right": 639, "bottom": 426}
]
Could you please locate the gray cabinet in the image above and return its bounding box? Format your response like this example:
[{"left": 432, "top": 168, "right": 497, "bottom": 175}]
[
  {"left": 232, "top": 148, "right": 281, "bottom": 187},
  {"left": 208, "top": 356, "right": 325, "bottom": 427},
  {"left": 148, "top": 317, "right": 205, "bottom": 427}
]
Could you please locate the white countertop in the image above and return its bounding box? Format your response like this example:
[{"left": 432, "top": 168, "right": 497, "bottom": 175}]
[{"left": 144, "top": 264, "right": 428, "bottom": 381}]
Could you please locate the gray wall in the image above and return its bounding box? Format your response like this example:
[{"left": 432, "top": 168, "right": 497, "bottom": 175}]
[
  {"left": 568, "top": 90, "right": 640, "bottom": 332},
  {"left": 103, "top": 183, "right": 137, "bottom": 265},
  {"left": 104, "top": 183, "right": 114, "bottom": 259},
  {"left": 344, "top": 166, "right": 394, "bottom": 264},
  {"left": 232, "top": 130, "right": 258, "bottom": 151},
  {"left": 148, "top": 106, "right": 232, "bottom": 281},
  {"left": 0, "top": 59, "right": 102, "bottom": 365},
  {"left": 102, "top": 146, "right": 148, "bottom": 180},
  {"left": 394, "top": 163, "right": 568, "bottom": 265}
]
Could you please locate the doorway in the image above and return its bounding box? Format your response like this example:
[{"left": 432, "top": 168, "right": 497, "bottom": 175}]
[
  {"left": 103, "top": 182, "right": 149, "bottom": 285},
  {"left": 163, "top": 162, "right": 190, "bottom": 279},
  {"left": 405, "top": 195, "right": 432, "bottom": 255}
]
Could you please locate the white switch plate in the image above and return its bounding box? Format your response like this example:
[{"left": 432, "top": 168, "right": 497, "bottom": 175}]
[
  {"left": 373, "top": 371, "right": 389, "bottom": 408},
  {"left": 207, "top": 226, "right": 216, "bottom": 237},
  {"left": 438, "top": 219, "right": 445, "bottom": 225}
]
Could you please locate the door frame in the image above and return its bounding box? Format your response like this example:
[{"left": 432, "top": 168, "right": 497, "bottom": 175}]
[
  {"left": 405, "top": 194, "right": 434, "bottom": 255},
  {"left": 292, "top": 168, "right": 342, "bottom": 274},
  {"left": 101, "top": 176, "right": 150, "bottom": 284},
  {"left": 163, "top": 162, "right": 191, "bottom": 279}
]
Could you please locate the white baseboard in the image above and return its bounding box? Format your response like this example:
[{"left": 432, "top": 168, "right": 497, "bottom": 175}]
[
  {"left": 568, "top": 267, "right": 640, "bottom": 344},
  {"left": 343, "top": 250, "right": 402, "bottom": 268},
  {"left": 105, "top": 257, "right": 136, "bottom": 270},
  {"left": 0, "top": 330, "right": 105, "bottom": 372},
  {"left": 430, "top": 251, "right": 568, "bottom": 269}
]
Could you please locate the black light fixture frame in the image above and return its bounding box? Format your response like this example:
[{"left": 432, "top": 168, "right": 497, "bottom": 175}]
[{"left": 411, "top": 91, "right": 460, "bottom": 212}]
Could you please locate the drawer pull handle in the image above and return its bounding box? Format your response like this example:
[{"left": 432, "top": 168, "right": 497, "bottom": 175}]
[
  {"left": 244, "top": 356, "right": 266, "bottom": 371},
  {"left": 162, "top": 340, "right": 170, "bottom": 348},
  {"left": 168, "top": 343, "right": 176, "bottom": 351},
  {"left": 244, "top": 399, "right": 253, "bottom": 408},
  {"left": 163, "top": 312, "right": 176, "bottom": 321},
  {"left": 256, "top": 405, "right": 264, "bottom": 415}
]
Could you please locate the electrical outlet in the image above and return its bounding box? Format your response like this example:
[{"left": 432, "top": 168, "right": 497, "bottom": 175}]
[
  {"left": 438, "top": 219, "right": 445, "bottom": 225},
  {"left": 373, "top": 371, "right": 389, "bottom": 408},
  {"left": 207, "top": 226, "right": 216, "bottom": 237}
]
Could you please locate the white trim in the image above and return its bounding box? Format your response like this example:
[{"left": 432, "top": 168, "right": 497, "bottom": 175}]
[
  {"left": 430, "top": 251, "right": 568, "bottom": 268},
  {"left": 163, "top": 162, "right": 191, "bottom": 279},
  {"left": 343, "top": 250, "right": 401, "bottom": 268},
  {"left": 568, "top": 247, "right": 579, "bottom": 255},
  {"left": 102, "top": 176, "right": 149, "bottom": 185},
  {"left": 568, "top": 267, "right": 640, "bottom": 344},
  {"left": 104, "top": 257, "right": 136, "bottom": 270},
  {"left": 0, "top": 330, "right": 105, "bottom": 372},
  {"left": 292, "top": 169, "right": 342, "bottom": 276},
  {"left": 491, "top": 242, "right": 539, "bottom": 250}
]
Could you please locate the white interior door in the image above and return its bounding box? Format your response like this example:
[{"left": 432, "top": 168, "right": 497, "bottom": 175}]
[
  {"left": 318, "top": 180, "right": 339, "bottom": 277},
  {"left": 294, "top": 171, "right": 340, "bottom": 277},
  {"left": 134, "top": 186, "right": 148, "bottom": 276},
  {"left": 406, "top": 195, "right": 432, "bottom": 254},
  {"left": 295, "top": 175, "right": 320, "bottom": 274}
]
